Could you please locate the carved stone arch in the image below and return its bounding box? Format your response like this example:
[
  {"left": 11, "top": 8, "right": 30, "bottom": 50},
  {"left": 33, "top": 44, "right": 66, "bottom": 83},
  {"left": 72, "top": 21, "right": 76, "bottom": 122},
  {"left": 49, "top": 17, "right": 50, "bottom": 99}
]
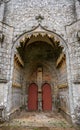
[
  {"left": 11, "top": 24, "right": 70, "bottom": 89},
  {"left": 9, "top": 23, "right": 75, "bottom": 120},
  {"left": 11, "top": 24, "right": 70, "bottom": 84},
  {"left": 12, "top": 24, "right": 68, "bottom": 53}
]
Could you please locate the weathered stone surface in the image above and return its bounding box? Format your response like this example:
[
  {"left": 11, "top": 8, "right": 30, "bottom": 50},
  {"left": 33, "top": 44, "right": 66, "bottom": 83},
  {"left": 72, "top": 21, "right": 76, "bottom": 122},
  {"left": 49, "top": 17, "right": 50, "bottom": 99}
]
[{"left": 0, "top": 0, "right": 80, "bottom": 128}]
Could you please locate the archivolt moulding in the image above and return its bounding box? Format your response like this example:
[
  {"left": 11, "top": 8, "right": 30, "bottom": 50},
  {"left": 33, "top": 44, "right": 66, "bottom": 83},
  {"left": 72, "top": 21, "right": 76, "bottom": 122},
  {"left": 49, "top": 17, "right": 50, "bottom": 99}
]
[{"left": 12, "top": 24, "right": 68, "bottom": 52}]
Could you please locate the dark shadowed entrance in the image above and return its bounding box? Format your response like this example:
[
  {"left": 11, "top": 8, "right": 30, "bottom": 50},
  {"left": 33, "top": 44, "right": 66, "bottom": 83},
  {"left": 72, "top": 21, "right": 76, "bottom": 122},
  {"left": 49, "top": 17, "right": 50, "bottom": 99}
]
[
  {"left": 42, "top": 83, "right": 52, "bottom": 111},
  {"left": 13, "top": 25, "right": 69, "bottom": 118},
  {"left": 28, "top": 83, "right": 38, "bottom": 111}
]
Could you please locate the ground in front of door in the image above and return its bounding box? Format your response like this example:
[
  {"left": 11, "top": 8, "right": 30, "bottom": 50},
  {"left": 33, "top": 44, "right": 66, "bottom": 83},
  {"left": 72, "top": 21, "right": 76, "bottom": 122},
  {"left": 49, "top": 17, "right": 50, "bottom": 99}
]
[{"left": 0, "top": 111, "right": 75, "bottom": 130}]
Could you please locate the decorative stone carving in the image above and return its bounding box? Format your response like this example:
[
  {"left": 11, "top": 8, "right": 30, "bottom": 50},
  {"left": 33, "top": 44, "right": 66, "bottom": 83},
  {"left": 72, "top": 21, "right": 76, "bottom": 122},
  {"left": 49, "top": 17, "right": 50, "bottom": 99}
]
[
  {"left": 14, "top": 53, "right": 24, "bottom": 67},
  {"left": 12, "top": 55, "right": 23, "bottom": 88},
  {"left": 58, "top": 83, "right": 68, "bottom": 89},
  {"left": 0, "top": 79, "right": 7, "bottom": 83},
  {"left": 35, "top": 14, "right": 44, "bottom": 24},
  {"left": 73, "top": 74, "right": 80, "bottom": 84},
  {"left": 56, "top": 53, "right": 65, "bottom": 68},
  {"left": 12, "top": 83, "right": 22, "bottom": 88},
  {"left": 19, "top": 24, "right": 61, "bottom": 48}
]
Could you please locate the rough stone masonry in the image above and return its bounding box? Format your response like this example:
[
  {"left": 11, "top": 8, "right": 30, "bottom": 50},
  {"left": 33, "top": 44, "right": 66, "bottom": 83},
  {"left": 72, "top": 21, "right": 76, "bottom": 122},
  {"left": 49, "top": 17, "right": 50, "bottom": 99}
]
[{"left": 0, "top": 0, "right": 80, "bottom": 128}]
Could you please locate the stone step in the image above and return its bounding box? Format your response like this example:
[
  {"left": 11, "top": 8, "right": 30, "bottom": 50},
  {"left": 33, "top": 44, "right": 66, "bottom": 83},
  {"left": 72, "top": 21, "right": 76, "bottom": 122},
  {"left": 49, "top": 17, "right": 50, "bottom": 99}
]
[{"left": 0, "top": 127, "right": 75, "bottom": 130}]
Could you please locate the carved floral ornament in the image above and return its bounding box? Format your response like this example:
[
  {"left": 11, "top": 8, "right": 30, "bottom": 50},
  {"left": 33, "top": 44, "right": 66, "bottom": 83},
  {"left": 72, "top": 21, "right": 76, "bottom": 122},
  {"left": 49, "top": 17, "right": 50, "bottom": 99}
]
[
  {"left": 19, "top": 32, "right": 59, "bottom": 43},
  {"left": 14, "top": 24, "right": 66, "bottom": 69}
]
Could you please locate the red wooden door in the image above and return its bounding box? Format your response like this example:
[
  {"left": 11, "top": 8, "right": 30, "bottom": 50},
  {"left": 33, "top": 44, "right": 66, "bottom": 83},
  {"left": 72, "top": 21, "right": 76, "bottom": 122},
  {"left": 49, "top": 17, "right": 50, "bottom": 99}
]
[
  {"left": 28, "top": 83, "right": 38, "bottom": 111},
  {"left": 42, "top": 83, "right": 52, "bottom": 111}
]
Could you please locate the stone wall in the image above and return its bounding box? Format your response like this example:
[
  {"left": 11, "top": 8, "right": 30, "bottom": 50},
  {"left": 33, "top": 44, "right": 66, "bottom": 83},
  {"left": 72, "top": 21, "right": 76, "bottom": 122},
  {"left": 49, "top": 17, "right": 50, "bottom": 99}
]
[
  {"left": 12, "top": 59, "right": 23, "bottom": 87},
  {"left": 11, "top": 57, "right": 24, "bottom": 111},
  {"left": 0, "top": 21, "right": 14, "bottom": 118},
  {"left": 55, "top": 56, "right": 70, "bottom": 114},
  {"left": 25, "top": 61, "right": 58, "bottom": 93},
  {"left": 12, "top": 87, "right": 22, "bottom": 111},
  {"left": 0, "top": 2, "right": 5, "bottom": 22},
  {"left": 24, "top": 55, "right": 68, "bottom": 112},
  {"left": 57, "top": 57, "right": 67, "bottom": 86},
  {"left": 66, "top": 18, "right": 80, "bottom": 126},
  {"left": 59, "top": 88, "right": 70, "bottom": 113},
  {"left": 75, "top": 0, "right": 80, "bottom": 19},
  {"left": 0, "top": 22, "right": 13, "bottom": 81},
  {"left": 0, "top": 83, "right": 4, "bottom": 106},
  {"left": 2, "top": 0, "right": 77, "bottom": 39}
]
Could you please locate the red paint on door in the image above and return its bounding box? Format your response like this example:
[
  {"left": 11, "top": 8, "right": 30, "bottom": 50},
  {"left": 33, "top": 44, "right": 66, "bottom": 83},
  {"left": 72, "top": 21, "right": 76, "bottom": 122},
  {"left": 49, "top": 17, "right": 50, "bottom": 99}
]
[
  {"left": 28, "top": 83, "right": 38, "bottom": 111},
  {"left": 42, "top": 83, "right": 52, "bottom": 111}
]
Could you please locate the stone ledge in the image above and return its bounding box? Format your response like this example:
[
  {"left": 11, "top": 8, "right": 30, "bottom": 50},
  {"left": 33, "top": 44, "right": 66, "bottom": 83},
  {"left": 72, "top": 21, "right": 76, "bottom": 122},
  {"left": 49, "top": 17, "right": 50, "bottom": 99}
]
[
  {"left": 73, "top": 81, "right": 80, "bottom": 84},
  {"left": 12, "top": 83, "right": 22, "bottom": 88},
  {"left": 0, "top": 105, "right": 5, "bottom": 110},
  {"left": 73, "top": 76, "right": 80, "bottom": 84},
  {"left": 58, "top": 83, "right": 68, "bottom": 89},
  {"left": 0, "top": 79, "right": 7, "bottom": 83}
]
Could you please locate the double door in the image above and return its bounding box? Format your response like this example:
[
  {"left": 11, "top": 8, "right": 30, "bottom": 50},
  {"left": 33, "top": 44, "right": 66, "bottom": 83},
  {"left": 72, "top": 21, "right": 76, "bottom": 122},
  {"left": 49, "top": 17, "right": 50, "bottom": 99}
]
[{"left": 28, "top": 83, "right": 52, "bottom": 111}]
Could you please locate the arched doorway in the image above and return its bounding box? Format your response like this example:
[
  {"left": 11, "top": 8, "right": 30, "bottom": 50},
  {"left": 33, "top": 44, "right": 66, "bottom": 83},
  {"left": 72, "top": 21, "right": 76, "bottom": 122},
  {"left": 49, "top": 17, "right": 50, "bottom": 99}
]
[
  {"left": 28, "top": 83, "right": 38, "bottom": 111},
  {"left": 11, "top": 24, "right": 71, "bottom": 119},
  {"left": 42, "top": 83, "right": 52, "bottom": 111}
]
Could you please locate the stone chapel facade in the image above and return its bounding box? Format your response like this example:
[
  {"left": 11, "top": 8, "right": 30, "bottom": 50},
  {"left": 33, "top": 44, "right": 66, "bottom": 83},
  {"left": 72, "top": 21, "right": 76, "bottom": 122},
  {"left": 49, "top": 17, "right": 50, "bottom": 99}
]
[{"left": 0, "top": 0, "right": 80, "bottom": 127}]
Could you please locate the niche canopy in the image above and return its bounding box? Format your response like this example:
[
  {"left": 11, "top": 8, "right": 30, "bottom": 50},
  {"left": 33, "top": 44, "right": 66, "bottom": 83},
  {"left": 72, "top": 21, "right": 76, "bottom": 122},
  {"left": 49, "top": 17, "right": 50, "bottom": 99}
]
[{"left": 19, "top": 24, "right": 63, "bottom": 48}]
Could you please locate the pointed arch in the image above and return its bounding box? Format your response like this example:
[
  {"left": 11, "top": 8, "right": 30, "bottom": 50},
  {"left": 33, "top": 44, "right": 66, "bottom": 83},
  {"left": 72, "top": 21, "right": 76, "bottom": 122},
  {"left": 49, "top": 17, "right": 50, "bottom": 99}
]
[{"left": 12, "top": 24, "right": 68, "bottom": 51}]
